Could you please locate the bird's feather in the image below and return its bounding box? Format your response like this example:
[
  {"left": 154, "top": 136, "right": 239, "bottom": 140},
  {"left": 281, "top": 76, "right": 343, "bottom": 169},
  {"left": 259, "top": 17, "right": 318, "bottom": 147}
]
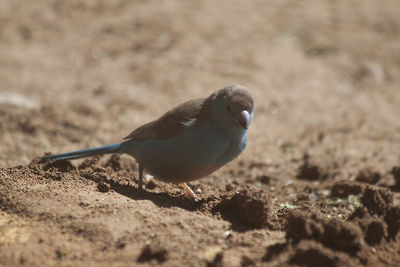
[
  {"left": 42, "top": 143, "right": 121, "bottom": 161},
  {"left": 123, "top": 98, "right": 205, "bottom": 140}
]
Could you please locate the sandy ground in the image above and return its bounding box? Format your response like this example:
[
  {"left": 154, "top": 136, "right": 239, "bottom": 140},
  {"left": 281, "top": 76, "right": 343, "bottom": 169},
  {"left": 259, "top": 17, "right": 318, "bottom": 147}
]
[{"left": 1, "top": 0, "right": 400, "bottom": 266}]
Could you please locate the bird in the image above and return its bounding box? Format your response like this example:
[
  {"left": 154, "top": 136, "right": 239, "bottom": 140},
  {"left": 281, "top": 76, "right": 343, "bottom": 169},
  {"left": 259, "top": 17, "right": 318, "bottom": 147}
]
[{"left": 43, "top": 84, "right": 254, "bottom": 199}]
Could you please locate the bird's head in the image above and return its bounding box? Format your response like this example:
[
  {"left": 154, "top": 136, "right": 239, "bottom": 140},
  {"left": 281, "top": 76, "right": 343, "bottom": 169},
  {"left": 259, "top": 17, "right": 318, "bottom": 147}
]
[{"left": 209, "top": 84, "right": 254, "bottom": 134}]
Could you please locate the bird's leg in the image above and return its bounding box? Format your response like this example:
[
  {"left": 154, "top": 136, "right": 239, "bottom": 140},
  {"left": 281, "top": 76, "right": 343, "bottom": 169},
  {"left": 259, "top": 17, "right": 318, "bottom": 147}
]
[
  {"left": 138, "top": 164, "right": 144, "bottom": 190},
  {"left": 180, "top": 183, "right": 200, "bottom": 200}
]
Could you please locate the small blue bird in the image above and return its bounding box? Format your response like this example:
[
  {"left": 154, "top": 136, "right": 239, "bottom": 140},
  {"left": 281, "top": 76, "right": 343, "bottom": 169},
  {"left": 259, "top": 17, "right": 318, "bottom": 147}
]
[{"left": 43, "top": 84, "right": 254, "bottom": 199}]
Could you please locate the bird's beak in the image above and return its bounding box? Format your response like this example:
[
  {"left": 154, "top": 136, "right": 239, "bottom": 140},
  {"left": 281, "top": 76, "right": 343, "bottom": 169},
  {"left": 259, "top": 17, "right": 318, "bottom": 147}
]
[{"left": 237, "top": 110, "right": 251, "bottom": 129}]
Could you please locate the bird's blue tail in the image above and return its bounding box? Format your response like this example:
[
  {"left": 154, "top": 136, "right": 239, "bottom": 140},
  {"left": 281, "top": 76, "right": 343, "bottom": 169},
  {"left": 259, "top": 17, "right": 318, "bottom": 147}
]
[{"left": 43, "top": 143, "right": 122, "bottom": 161}]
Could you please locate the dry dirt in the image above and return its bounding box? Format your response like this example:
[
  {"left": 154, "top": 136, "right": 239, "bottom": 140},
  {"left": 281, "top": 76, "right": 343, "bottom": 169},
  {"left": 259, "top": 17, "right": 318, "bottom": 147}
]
[{"left": 1, "top": 0, "right": 400, "bottom": 266}]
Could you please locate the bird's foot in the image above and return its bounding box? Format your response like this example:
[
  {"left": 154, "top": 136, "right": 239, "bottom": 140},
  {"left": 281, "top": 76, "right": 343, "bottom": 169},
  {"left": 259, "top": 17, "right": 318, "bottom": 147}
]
[{"left": 180, "top": 183, "right": 200, "bottom": 201}]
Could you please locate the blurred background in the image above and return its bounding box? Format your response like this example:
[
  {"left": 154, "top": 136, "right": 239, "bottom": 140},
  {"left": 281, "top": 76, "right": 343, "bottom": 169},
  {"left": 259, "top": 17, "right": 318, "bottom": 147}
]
[{"left": 1, "top": 0, "right": 399, "bottom": 171}]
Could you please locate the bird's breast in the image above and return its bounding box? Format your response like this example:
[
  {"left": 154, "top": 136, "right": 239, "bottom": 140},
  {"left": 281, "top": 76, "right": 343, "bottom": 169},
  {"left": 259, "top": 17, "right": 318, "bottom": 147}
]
[
  {"left": 127, "top": 124, "right": 247, "bottom": 183},
  {"left": 217, "top": 130, "right": 248, "bottom": 166}
]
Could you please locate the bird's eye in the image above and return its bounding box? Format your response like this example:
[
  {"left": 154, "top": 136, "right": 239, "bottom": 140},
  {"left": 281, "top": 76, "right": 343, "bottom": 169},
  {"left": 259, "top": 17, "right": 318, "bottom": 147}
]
[{"left": 226, "top": 105, "right": 231, "bottom": 112}]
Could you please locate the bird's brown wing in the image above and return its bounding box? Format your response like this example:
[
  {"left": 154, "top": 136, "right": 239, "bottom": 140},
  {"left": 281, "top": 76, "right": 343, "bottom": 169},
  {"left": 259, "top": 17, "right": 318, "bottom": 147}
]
[{"left": 123, "top": 98, "right": 205, "bottom": 140}]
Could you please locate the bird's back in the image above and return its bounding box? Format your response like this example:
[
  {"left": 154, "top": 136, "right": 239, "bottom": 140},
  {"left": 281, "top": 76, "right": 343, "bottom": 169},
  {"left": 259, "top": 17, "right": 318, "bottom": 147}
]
[{"left": 123, "top": 98, "right": 205, "bottom": 140}]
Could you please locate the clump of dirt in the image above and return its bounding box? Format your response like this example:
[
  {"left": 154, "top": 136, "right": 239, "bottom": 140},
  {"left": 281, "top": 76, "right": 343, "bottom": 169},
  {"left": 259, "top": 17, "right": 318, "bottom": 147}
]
[
  {"left": 348, "top": 185, "right": 399, "bottom": 244},
  {"left": 25, "top": 158, "right": 77, "bottom": 181},
  {"left": 79, "top": 169, "right": 109, "bottom": 184},
  {"left": 43, "top": 169, "right": 64, "bottom": 181},
  {"left": 78, "top": 156, "right": 101, "bottom": 170},
  {"left": 104, "top": 154, "right": 123, "bottom": 171},
  {"left": 355, "top": 169, "right": 381, "bottom": 185},
  {"left": 137, "top": 242, "right": 168, "bottom": 264},
  {"left": 296, "top": 156, "right": 328, "bottom": 181},
  {"left": 364, "top": 218, "right": 387, "bottom": 245},
  {"left": 97, "top": 181, "right": 110, "bottom": 192},
  {"left": 360, "top": 185, "right": 393, "bottom": 216},
  {"left": 294, "top": 192, "right": 312, "bottom": 205},
  {"left": 330, "top": 180, "right": 365, "bottom": 198},
  {"left": 350, "top": 207, "right": 389, "bottom": 245},
  {"left": 290, "top": 240, "right": 353, "bottom": 267},
  {"left": 391, "top": 166, "right": 400, "bottom": 188},
  {"left": 385, "top": 206, "right": 400, "bottom": 240},
  {"left": 256, "top": 175, "right": 271, "bottom": 184},
  {"left": 4, "top": 160, "right": 72, "bottom": 187},
  {"left": 77, "top": 155, "right": 137, "bottom": 187},
  {"left": 297, "top": 164, "right": 323, "bottom": 181},
  {"left": 212, "top": 188, "right": 270, "bottom": 230},
  {"left": 42, "top": 160, "right": 76, "bottom": 173},
  {"left": 285, "top": 211, "right": 364, "bottom": 257},
  {"left": 262, "top": 242, "right": 287, "bottom": 262}
]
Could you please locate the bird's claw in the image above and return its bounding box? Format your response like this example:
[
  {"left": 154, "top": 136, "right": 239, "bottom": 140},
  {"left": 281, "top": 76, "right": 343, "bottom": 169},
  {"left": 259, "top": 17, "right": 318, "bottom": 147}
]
[{"left": 180, "top": 183, "right": 200, "bottom": 201}]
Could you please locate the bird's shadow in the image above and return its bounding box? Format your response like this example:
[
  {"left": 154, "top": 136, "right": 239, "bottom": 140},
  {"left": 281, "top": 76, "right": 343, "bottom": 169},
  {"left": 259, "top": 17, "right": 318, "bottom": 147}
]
[
  {"left": 80, "top": 171, "right": 213, "bottom": 212},
  {"left": 37, "top": 157, "right": 217, "bottom": 213}
]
